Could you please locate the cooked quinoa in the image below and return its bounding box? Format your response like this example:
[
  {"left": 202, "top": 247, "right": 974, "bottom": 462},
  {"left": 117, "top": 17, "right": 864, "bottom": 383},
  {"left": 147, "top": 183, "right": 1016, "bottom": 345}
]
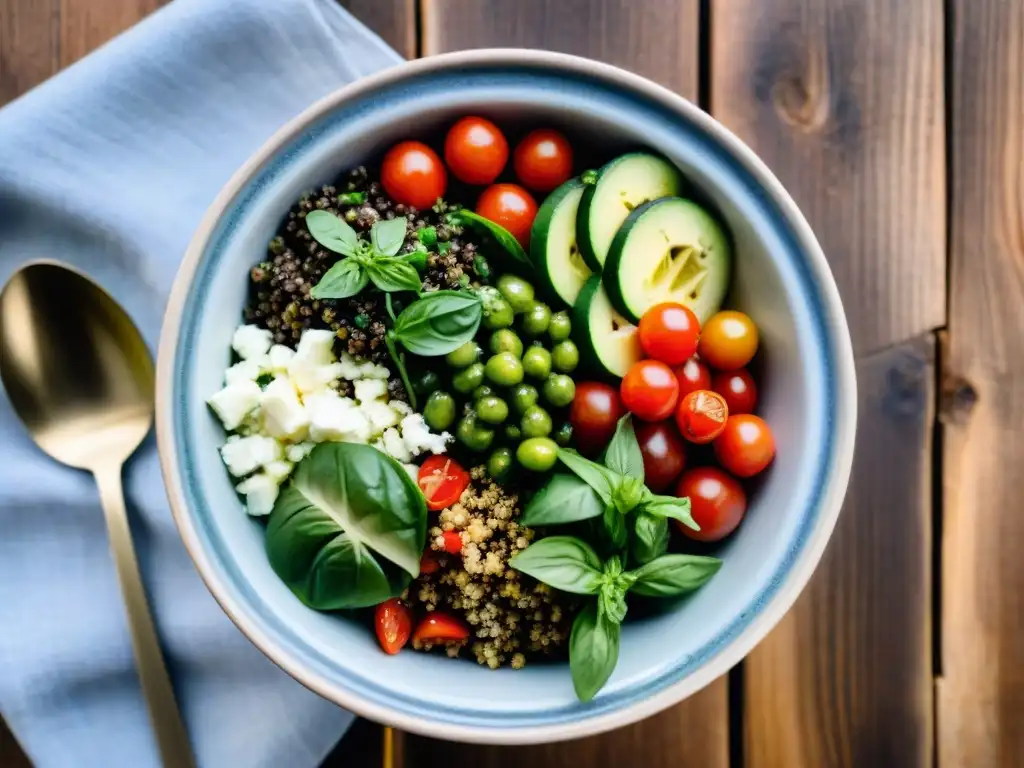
[{"left": 407, "top": 466, "right": 576, "bottom": 669}]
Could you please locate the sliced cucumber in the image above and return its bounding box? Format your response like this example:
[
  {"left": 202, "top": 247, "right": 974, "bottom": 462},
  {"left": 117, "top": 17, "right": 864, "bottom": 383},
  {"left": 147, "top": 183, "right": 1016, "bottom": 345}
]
[
  {"left": 531, "top": 178, "right": 592, "bottom": 306},
  {"left": 604, "top": 197, "right": 731, "bottom": 325},
  {"left": 576, "top": 153, "right": 684, "bottom": 272},
  {"left": 571, "top": 276, "right": 643, "bottom": 379}
]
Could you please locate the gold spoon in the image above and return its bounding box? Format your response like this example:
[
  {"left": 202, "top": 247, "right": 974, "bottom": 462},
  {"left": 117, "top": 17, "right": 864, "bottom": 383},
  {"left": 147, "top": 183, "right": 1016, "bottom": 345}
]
[{"left": 0, "top": 261, "right": 195, "bottom": 767}]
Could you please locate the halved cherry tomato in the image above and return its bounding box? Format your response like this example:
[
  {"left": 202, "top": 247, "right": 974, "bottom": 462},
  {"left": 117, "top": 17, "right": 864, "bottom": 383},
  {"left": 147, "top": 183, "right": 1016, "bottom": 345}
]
[
  {"left": 513, "top": 129, "right": 573, "bottom": 192},
  {"left": 714, "top": 414, "right": 775, "bottom": 477},
  {"left": 412, "top": 612, "right": 471, "bottom": 643},
  {"left": 442, "top": 530, "right": 463, "bottom": 555},
  {"left": 476, "top": 183, "right": 538, "bottom": 247},
  {"left": 673, "top": 467, "right": 747, "bottom": 542},
  {"left": 381, "top": 141, "right": 447, "bottom": 210},
  {"left": 374, "top": 598, "right": 412, "bottom": 655},
  {"left": 712, "top": 368, "right": 758, "bottom": 414},
  {"left": 635, "top": 420, "right": 687, "bottom": 493},
  {"left": 621, "top": 360, "right": 680, "bottom": 422},
  {"left": 698, "top": 310, "right": 759, "bottom": 371},
  {"left": 444, "top": 116, "right": 508, "bottom": 185},
  {"left": 638, "top": 303, "right": 700, "bottom": 365},
  {"left": 417, "top": 456, "right": 470, "bottom": 511},
  {"left": 569, "top": 381, "right": 625, "bottom": 455},
  {"left": 675, "top": 389, "right": 729, "bottom": 444},
  {"left": 674, "top": 356, "right": 712, "bottom": 397},
  {"left": 419, "top": 551, "right": 440, "bottom": 575}
]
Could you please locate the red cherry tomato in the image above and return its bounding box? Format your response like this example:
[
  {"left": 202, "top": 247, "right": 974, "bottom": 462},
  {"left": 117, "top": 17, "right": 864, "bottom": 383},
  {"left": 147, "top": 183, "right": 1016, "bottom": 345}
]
[
  {"left": 476, "top": 183, "right": 538, "bottom": 247},
  {"left": 675, "top": 389, "right": 729, "bottom": 444},
  {"left": 417, "top": 456, "right": 470, "bottom": 511},
  {"left": 674, "top": 356, "right": 712, "bottom": 397},
  {"left": 638, "top": 303, "right": 700, "bottom": 365},
  {"left": 444, "top": 116, "right": 508, "bottom": 185},
  {"left": 442, "top": 530, "right": 463, "bottom": 555},
  {"left": 513, "top": 129, "right": 574, "bottom": 192},
  {"left": 412, "top": 612, "right": 471, "bottom": 643},
  {"left": 381, "top": 141, "right": 447, "bottom": 210},
  {"left": 712, "top": 368, "right": 758, "bottom": 414},
  {"left": 620, "top": 360, "right": 680, "bottom": 422},
  {"left": 714, "top": 414, "right": 776, "bottom": 477},
  {"left": 374, "top": 598, "right": 412, "bottom": 655},
  {"left": 569, "top": 382, "right": 626, "bottom": 455},
  {"left": 635, "top": 420, "right": 687, "bottom": 493},
  {"left": 698, "top": 310, "right": 759, "bottom": 371},
  {"left": 419, "top": 551, "right": 440, "bottom": 575},
  {"left": 673, "top": 467, "right": 747, "bottom": 542}
]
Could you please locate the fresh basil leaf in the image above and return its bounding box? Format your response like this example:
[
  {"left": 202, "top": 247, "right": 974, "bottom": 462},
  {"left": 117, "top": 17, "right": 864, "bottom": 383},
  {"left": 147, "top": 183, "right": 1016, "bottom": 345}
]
[
  {"left": 404, "top": 249, "right": 428, "bottom": 272},
  {"left": 416, "top": 226, "right": 438, "bottom": 246},
  {"left": 569, "top": 601, "right": 621, "bottom": 702},
  {"left": 450, "top": 209, "right": 533, "bottom": 272},
  {"left": 391, "top": 290, "right": 483, "bottom": 356},
  {"left": 557, "top": 449, "right": 617, "bottom": 505},
  {"left": 599, "top": 582, "right": 629, "bottom": 625},
  {"left": 509, "top": 536, "right": 603, "bottom": 595},
  {"left": 632, "top": 510, "right": 669, "bottom": 565},
  {"left": 310, "top": 258, "right": 369, "bottom": 300},
  {"left": 628, "top": 554, "right": 723, "bottom": 598},
  {"left": 365, "top": 257, "right": 422, "bottom": 293},
  {"left": 265, "top": 443, "right": 427, "bottom": 609},
  {"left": 612, "top": 476, "right": 645, "bottom": 515},
  {"left": 602, "top": 504, "right": 627, "bottom": 550},
  {"left": 520, "top": 474, "right": 605, "bottom": 527},
  {"left": 371, "top": 217, "right": 408, "bottom": 257},
  {"left": 642, "top": 494, "right": 699, "bottom": 531},
  {"left": 604, "top": 415, "right": 644, "bottom": 481},
  {"left": 306, "top": 209, "right": 358, "bottom": 256}
]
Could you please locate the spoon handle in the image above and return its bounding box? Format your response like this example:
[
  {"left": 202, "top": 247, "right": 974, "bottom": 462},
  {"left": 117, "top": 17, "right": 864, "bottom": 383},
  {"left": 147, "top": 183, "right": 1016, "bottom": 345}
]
[{"left": 96, "top": 463, "right": 195, "bottom": 768}]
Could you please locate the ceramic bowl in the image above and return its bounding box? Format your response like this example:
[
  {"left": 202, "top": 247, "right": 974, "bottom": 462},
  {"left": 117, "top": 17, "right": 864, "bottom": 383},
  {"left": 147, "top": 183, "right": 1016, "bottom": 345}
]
[{"left": 156, "top": 49, "right": 857, "bottom": 744}]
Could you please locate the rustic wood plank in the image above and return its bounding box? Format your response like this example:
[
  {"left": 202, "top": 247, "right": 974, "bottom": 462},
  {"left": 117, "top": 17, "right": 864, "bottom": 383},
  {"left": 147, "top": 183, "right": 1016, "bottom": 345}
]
[
  {"left": 340, "top": 0, "right": 417, "bottom": 59},
  {"left": 711, "top": 0, "right": 946, "bottom": 357},
  {"left": 58, "top": 0, "right": 165, "bottom": 68},
  {"left": 0, "top": 0, "right": 58, "bottom": 105},
  {"left": 940, "top": 2, "right": 1024, "bottom": 765}
]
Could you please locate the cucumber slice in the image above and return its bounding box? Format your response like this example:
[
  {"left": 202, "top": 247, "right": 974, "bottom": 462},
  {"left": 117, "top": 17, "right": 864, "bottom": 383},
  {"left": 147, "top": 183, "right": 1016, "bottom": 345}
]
[
  {"left": 572, "top": 276, "right": 643, "bottom": 379},
  {"left": 604, "top": 197, "right": 731, "bottom": 325},
  {"left": 531, "top": 178, "right": 592, "bottom": 306},
  {"left": 577, "top": 153, "right": 684, "bottom": 272}
]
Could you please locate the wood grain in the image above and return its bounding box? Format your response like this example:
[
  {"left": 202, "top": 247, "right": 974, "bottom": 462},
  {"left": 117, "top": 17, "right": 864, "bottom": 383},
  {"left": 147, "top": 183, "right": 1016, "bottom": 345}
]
[
  {"left": 340, "top": 0, "right": 416, "bottom": 58},
  {"left": 711, "top": 0, "right": 946, "bottom": 357},
  {"left": 58, "top": 0, "right": 165, "bottom": 68},
  {"left": 0, "top": 0, "right": 58, "bottom": 105},
  {"left": 940, "top": 1, "right": 1024, "bottom": 765}
]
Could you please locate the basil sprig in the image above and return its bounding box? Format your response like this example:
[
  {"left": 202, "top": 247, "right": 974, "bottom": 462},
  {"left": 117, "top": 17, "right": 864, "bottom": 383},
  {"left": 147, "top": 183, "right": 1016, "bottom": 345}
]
[{"left": 448, "top": 209, "right": 533, "bottom": 274}]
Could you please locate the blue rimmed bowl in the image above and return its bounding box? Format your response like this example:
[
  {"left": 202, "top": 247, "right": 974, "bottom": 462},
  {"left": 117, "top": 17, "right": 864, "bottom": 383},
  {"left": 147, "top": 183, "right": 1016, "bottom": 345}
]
[{"left": 156, "top": 49, "right": 856, "bottom": 744}]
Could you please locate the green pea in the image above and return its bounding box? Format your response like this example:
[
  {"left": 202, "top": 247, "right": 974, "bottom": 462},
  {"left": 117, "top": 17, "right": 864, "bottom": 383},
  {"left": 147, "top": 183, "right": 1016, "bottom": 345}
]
[
  {"left": 487, "top": 447, "right": 515, "bottom": 482},
  {"left": 522, "top": 346, "right": 552, "bottom": 380},
  {"left": 413, "top": 369, "right": 441, "bottom": 396},
  {"left": 452, "top": 362, "right": 485, "bottom": 393},
  {"left": 521, "top": 405, "right": 553, "bottom": 438},
  {"left": 423, "top": 391, "right": 456, "bottom": 431},
  {"left": 485, "top": 352, "right": 524, "bottom": 387},
  {"left": 489, "top": 329, "right": 524, "bottom": 358},
  {"left": 548, "top": 311, "right": 572, "bottom": 342},
  {"left": 554, "top": 421, "right": 574, "bottom": 446},
  {"left": 476, "top": 395, "right": 509, "bottom": 425},
  {"left": 473, "top": 384, "right": 496, "bottom": 401},
  {"left": 446, "top": 340, "right": 481, "bottom": 368},
  {"left": 516, "top": 437, "right": 559, "bottom": 472},
  {"left": 483, "top": 298, "right": 515, "bottom": 330},
  {"left": 543, "top": 374, "right": 576, "bottom": 408},
  {"left": 521, "top": 301, "right": 552, "bottom": 336},
  {"left": 510, "top": 383, "right": 539, "bottom": 415},
  {"left": 456, "top": 415, "right": 495, "bottom": 452},
  {"left": 551, "top": 340, "right": 580, "bottom": 373},
  {"left": 504, "top": 424, "right": 522, "bottom": 441},
  {"left": 497, "top": 275, "right": 536, "bottom": 314}
]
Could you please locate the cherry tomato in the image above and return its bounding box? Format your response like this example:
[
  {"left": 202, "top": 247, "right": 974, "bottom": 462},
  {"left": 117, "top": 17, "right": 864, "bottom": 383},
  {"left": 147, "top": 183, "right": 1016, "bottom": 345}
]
[
  {"left": 513, "top": 129, "right": 574, "bottom": 192},
  {"left": 417, "top": 456, "right": 470, "bottom": 511},
  {"left": 412, "top": 612, "right": 470, "bottom": 643},
  {"left": 712, "top": 368, "right": 758, "bottom": 414},
  {"left": 442, "top": 530, "right": 463, "bottom": 555},
  {"left": 620, "top": 360, "right": 680, "bottom": 422},
  {"left": 673, "top": 467, "right": 747, "bottom": 542},
  {"left": 674, "top": 356, "right": 712, "bottom": 397},
  {"left": 714, "top": 414, "right": 776, "bottom": 477},
  {"left": 698, "top": 310, "right": 759, "bottom": 371},
  {"left": 569, "top": 381, "right": 626, "bottom": 455},
  {"left": 635, "top": 420, "right": 687, "bottom": 493},
  {"left": 476, "top": 183, "right": 538, "bottom": 247},
  {"left": 381, "top": 141, "right": 447, "bottom": 210},
  {"left": 419, "top": 551, "right": 440, "bottom": 575},
  {"left": 638, "top": 303, "right": 700, "bottom": 365},
  {"left": 676, "top": 389, "right": 729, "bottom": 444},
  {"left": 444, "top": 116, "right": 508, "bottom": 185},
  {"left": 374, "top": 598, "right": 412, "bottom": 655}
]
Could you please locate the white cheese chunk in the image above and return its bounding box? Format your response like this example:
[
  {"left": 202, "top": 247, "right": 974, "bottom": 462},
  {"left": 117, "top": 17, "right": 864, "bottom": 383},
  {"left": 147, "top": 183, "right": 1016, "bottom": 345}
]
[
  {"left": 207, "top": 380, "right": 262, "bottom": 431},
  {"left": 260, "top": 377, "right": 309, "bottom": 440},
  {"left": 390, "top": 400, "right": 413, "bottom": 416},
  {"left": 400, "top": 413, "right": 450, "bottom": 456},
  {"left": 289, "top": 361, "right": 344, "bottom": 396},
  {"left": 354, "top": 377, "right": 388, "bottom": 403},
  {"left": 293, "top": 328, "right": 336, "bottom": 367},
  {"left": 356, "top": 360, "right": 391, "bottom": 380},
  {"left": 221, "top": 435, "right": 282, "bottom": 478},
  {"left": 267, "top": 344, "right": 295, "bottom": 373},
  {"left": 306, "top": 392, "right": 372, "bottom": 443},
  {"left": 264, "top": 459, "right": 294, "bottom": 484},
  {"left": 401, "top": 463, "right": 420, "bottom": 483},
  {"left": 285, "top": 441, "right": 316, "bottom": 463},
  {"left": 362, "top": 400, "right": 400, "bottom": 432},
  {"left": 235, "top": 473, "right": 279, "bottom": 516},
  {"left": 381, "top": 427, "right": 412, "bottom": 463},
  {"left": 232, "top": 325, "right": 273, "bottom": 361},
  {"left": 224, "top": 358, "right": 266, "bottom": 386}
]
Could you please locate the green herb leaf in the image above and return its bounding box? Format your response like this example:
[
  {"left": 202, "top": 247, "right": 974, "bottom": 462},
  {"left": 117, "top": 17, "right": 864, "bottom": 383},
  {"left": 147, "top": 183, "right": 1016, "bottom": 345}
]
[
  {"left": 449, "top": 209, "right": 533, "bottom": 272},
  {"left": 338, "top": 191, "right": 366, "bottom": 205},
  {"left": 404, "top": 249, "right": 428, "bottom": 272},
  {"left": 391, "top": 290, "right": 483, "bottom": 356},
  {"left": 416, "top": 226, "right": 438, "bottom": 246},
  {"left": 371, "top": 218, "right": 408, "bottom": 257},
  {"left": 599, "top": 582, "right": 629, "bottom": 625},
  {"left": 306, "top": 210, "right": 358, "bottom": 256},
  {"left": 604, "top": 415, "right": 644, "bottom": 481},
  {"left": 569, "top": 601, "right": 621, "bottom": 702},
  {"left": 632, "top": 510, "right": 669, "bottom": 565},
  {"left": 641, "top": 494, "right": 699, "bottom": 531},
  {"left": 557, "top": 449, "right": 617, "bottom": 505},
  {"left": 310, "top": 258, "right": 369, "bottom": 300},
  {"left": 612, "top": 476, "right": 646, "bottom": 515},
  {"left": 255, "top": 372, "right": 274, "bottom": 390},
  {"left": 364, "top": 257, "right": 422, "bottom": 293},
  {"left": 509, "top": 536, "right": 603, "bottom": 595},
  {"left": 602, "top": 503, "right": 627, "bottom": 550},
  {"left": 627, "top": 554, "right": 723, "bottom": 598},
  {"left": 520, "top": 474, "right": 606, "bottom": 527}
]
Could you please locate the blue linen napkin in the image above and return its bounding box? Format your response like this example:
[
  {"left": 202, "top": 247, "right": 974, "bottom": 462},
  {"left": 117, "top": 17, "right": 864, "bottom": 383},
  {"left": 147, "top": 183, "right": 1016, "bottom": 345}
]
[{"left": 0, "top": 1, "right": 404, "bottom": 765}]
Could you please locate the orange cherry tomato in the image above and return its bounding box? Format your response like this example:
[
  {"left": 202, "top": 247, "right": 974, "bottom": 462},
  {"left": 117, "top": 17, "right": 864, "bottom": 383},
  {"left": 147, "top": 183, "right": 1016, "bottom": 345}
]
[
  {"left": 638, "top": 303, "right": 701, "bottom": 365},
  {"left": 417, "top": 456, "right": 470, "bottom": 511},
  {"left": 675, "top": 389, "right": 729, "bottom": 444},
  {"left": 673, "top": 467, "right": 747, "bottom": 542},
  {"left": 381, "top": 141, "right": 447, "bottom": 210},
  {"left": 513, "top": 129, "right": 573, "bottom": 192},
  {"left": 444, "top": 116, "right": 508, "bottom": 185},
  {"left": 476, "top": 183, "right": 538, "bottom": 247},
  {"left": 413, "top": 612, "right": 471, "bottom": 643},
  {"left": 714, "top": 414, "right": 776, "bottom": 477},
  {"left": 620, "top": 360, "right": 680, "bottom": 422},
  {"left": 374, "top": 598, "right": 412, "bottom": 655},
  {"left": 698, "top": 310, "right": 759, "bottom": 371},
  {"left": 712, "top": 368, "right": 758, "bottom": 414},
  {"left": 419, "top": 551, "right": 441, "bottom": 575},
  {"left": 673, "top": 356, "right": 712, "bottom": 398},
  {"left": 442, "top": 530, "right": 463, "bottom": 555}
]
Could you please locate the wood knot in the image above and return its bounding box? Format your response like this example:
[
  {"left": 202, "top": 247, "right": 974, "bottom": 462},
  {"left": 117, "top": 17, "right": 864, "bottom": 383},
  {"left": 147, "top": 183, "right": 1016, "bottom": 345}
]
[
  {"left": 771, "top": 42, "right": 831, "bottom": 132},
  {"left": 939, "top": 375, "right": 979, "bottom": 426}
]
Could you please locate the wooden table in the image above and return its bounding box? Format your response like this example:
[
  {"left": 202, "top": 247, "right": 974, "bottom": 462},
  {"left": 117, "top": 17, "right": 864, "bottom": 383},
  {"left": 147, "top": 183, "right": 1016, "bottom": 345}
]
[{"left": 2, "top": 1, "right": 1021, "bottom": 766}]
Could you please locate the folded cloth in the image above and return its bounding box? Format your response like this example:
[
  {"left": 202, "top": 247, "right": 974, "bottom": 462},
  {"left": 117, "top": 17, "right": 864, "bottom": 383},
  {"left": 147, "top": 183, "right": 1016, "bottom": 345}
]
[{"left": 0, "top": 1, "right": 403, "bottom": 765}]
